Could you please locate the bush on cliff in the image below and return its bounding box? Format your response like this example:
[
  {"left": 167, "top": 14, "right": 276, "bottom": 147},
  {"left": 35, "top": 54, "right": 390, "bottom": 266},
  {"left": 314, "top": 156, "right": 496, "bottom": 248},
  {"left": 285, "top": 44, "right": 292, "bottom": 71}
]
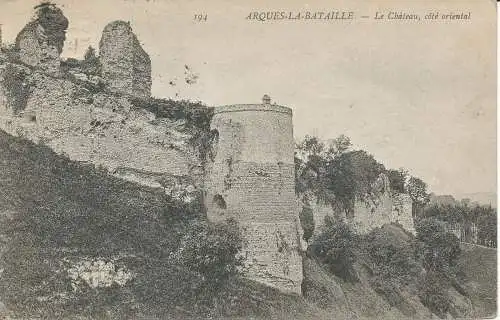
[
  {"left": 417, "top": 271, "right": 453, "bottom": 318},
  {"left": 1, "top": 63, "right": 31, "bottom": 114},
  {"left": 310, "top": 216, "right": 358, "bottom": 282},
  {"left": 299, "top": 205, "right": 315, "bottom": 242},
  {"left": 415, "top": 218, "right": 461, "bottom": 275},
  {"left": 414, "top": 218, "right": 464, "bottom": 318},
  {"left": 362, "top": 226, "right": 421, "bottom": 314},
  {"left": 173, "top": 218, "right": 244, "bottom": 284}
]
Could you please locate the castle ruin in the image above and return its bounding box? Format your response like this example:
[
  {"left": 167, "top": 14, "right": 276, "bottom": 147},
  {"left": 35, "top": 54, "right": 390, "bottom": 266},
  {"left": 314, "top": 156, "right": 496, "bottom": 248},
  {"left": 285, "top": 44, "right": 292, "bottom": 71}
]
[
  {"left": 15, "top": 3, "right": 68, "bottom": 75},
  {"left": 307, "top": 173, "right": 415, "bottom": 238},
  {"left": 205, "top": 96, "right": 303, "bottom": 294},
  {"left": 0, "top": 4, "right": 419, "bottom": 296},
  {"left": 99, "top": 21, "right": 152, "bottom": 98}
]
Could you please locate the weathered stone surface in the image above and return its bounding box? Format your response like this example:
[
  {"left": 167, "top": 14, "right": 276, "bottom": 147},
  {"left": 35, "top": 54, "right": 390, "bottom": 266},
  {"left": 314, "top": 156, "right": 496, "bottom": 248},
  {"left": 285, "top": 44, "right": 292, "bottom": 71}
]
[
  {"left": 351, "top": 174, "right": 415, "bottom": 234},
  {"left": 99, "top": 21, "right": 151, "bottom": 98},
  {"left": 0, "top": 64, "right": 202, "bottom": 193},
  {"left": 205, "top": 102, "right": 303, "bottom": 294},
  {"left": 15, "top": 3, "right": 68, "bottom": 75},
  {"left": 306, "top": 173, "right": 415, "bottom": 236}
]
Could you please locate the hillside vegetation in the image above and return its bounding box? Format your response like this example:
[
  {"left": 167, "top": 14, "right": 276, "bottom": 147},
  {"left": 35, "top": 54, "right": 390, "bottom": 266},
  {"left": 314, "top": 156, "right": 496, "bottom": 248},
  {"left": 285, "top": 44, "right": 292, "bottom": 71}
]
[{"left": 0, "top": 129, "right": 496, "bottom": 319}]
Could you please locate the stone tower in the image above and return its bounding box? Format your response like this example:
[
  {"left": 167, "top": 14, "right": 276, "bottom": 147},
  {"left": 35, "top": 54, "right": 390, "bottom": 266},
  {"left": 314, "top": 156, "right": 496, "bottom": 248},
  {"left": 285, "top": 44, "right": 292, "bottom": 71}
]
[
  {"left": 205, "top": 95, "right": 303, "bottom": 294},
  {"left": 99, "top": 21, "right": 152, "bottom": 98},
  {"left": 15, "top": 3, "right": 68, "bottom": 75}
]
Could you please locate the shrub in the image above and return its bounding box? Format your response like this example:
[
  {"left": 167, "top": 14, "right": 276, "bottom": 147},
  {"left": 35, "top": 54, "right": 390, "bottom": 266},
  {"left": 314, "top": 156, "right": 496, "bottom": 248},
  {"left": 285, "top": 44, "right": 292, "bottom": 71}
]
[
  {"left": 2, "top": 64, "right": 31, "bottom": 114},
  {"left": 414, "top": 218, "right": 464, "bottom": 318},
  {"left": 81, "top": 46, "right": 102, "bottom": 76},
  {"left": 173, "top": 218, "right": 244, "bottom": 285},
  {"left": 418, "top": 271, "right": 452, "bottom": 318},
  {"left": 364, "top": 227, "right": 421, "bottom": 312},
  {"left": 415, "top": 218, "right": 461, "bottom": 275},
  {"left": 310, "top": 216, "right": 358, "bottom": 281},
  {"left": 299, "top": 205, "right": 315, "bottom": 242}
]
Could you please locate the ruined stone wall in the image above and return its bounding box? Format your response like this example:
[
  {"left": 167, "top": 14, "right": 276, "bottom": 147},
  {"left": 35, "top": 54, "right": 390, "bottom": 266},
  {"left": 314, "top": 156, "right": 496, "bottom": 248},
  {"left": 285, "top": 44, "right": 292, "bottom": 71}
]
[
  {"left": 350, "top": 174, "right": 415, "bottom": 234},
  {"left": 15, "top": 4, "right": 68, "bottom": 75},
  {"left": 0, "top": 62, "right": 201, "bottom": 201},
  {"left": 99, "top": 21, "right": 151, "bottom": 98},
  {"left": 391, "top": 193, "right": 415, "bottom": 234},
  {"left": 205, "top": 104, "right": 303, "bottom": 294},
  {"left": 305, "top": 174, "right": 415, "bottom": 236}
]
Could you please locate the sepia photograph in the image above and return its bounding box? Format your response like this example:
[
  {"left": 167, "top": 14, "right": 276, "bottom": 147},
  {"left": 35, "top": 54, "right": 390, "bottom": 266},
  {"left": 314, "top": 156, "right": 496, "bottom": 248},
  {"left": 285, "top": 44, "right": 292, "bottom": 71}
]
[{"left": 0, "top": 0, "right": 496, "bottom": 319}]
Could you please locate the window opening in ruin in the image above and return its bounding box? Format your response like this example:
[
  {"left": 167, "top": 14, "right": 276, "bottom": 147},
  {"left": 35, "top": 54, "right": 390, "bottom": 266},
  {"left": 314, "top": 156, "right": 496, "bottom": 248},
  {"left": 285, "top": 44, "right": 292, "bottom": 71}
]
[
  {"left": 29, "top": 115, "right": 36, "bottom": 122},
  {"left": 208, "top": 129, "right": 219, "bottom": 162},
  {"left": 213, "top": 194, "right": 227, "bottom": 210}
]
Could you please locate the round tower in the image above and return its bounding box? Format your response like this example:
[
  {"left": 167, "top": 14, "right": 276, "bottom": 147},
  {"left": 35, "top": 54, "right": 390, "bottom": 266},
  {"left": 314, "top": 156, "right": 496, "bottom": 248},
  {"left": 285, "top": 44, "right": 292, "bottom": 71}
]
[{"left": 205, "top": 95, "right": 303, "bottom": 294}]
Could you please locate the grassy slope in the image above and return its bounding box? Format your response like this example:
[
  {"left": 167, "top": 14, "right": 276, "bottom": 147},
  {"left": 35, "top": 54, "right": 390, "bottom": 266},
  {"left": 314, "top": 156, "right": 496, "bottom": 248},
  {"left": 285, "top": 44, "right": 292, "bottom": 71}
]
[
  {"left": 0, "top": 130, "right": 332, "bottom": 319},
  {"left": 459, "top": 243, "right": 497, "bottom": 318},
  {"left": 0, "top": 130, "right": 495, "bottom": 319}
]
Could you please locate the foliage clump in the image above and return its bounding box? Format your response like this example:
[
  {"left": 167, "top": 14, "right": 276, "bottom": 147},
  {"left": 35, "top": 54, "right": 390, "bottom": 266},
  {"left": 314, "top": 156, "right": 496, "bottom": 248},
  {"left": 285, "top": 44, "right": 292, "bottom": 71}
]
[
  {"left": 129, "top": 97, "right": 214, "bottom": 162},
  {"left": 422, "top": 202, "right": 496, "bottom": 247},
  {"left": 32, "top": 2, "right": 68, "bottom": 53},
  {"left": 310, "top": 216, "right": 358, "bottom": 282},
  {"left": 364, "top": 226, "right": 421, "bottom": 314},
  {"left": 414, "top": 218, "right": 464, "bottom": 318},
  {"left": 299, "top": 205, "right": 315, "bottom": 242},
  {"left": 2, "top": 64, "right": 32, "bottom": 114},
  {"left": 295, "top": 135, "right": 430, "bottom": 218},
  {"left": 173, "top": 218, "right": 244, "bottom": 285}
]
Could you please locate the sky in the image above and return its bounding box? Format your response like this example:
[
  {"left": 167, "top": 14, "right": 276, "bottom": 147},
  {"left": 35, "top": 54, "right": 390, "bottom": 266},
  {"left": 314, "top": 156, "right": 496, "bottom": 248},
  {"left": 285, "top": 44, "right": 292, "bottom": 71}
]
[{"left": 0, "top": 0, "right": 496, "bottom": 197}]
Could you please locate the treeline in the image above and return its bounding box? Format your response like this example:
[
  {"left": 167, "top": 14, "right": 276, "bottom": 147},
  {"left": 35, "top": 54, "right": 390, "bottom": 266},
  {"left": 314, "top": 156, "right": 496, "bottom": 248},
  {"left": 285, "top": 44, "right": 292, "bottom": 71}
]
[
  {"left": 421, "top": 203, "right": 497, "bottom": 248},
  {"left": 295, "top": 134, "right": 497, "bottom": 248},
  {"left": 295, "top": 135, "right": 430, "bottom": 216}
]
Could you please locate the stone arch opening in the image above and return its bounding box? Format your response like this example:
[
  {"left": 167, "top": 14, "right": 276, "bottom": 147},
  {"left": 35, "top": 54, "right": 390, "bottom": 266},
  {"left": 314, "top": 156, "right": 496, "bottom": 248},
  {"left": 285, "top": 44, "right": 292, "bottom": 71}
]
[
  {"left": 213, "top": 194, "right": 226, "bottom": 210},
  {"left": 208, "top": 129, "right": 219, "bottom": 162}
]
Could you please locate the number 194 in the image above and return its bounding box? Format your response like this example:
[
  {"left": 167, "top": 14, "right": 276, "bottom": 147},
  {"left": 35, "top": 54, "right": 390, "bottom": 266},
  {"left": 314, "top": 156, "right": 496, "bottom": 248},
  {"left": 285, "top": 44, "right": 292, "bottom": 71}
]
[{"left": 194, "top": 14, "right": 207, "bottom": 22}]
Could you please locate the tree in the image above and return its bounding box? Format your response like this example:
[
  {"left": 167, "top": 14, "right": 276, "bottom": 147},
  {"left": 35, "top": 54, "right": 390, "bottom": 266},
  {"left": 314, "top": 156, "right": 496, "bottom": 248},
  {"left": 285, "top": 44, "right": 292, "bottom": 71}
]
[
  {"left": 415, "top": 218, "right": 461, "bottom": 274},
  {"left": 81, "top": 46, "right": 101, "bottom": 76},
  {"left": 325, "top": 150, "right": 386, "bottom": 215},
  {"left": 387, "top": 168, "right": 408, "bottom": 194},
  {"left": 310, "top": 216, "right": 358, "bottom": 282},
  {"left": 84, "top": 46, "right": 97, "bottom": 61},
  {"left": 407, "top": 176, "right": 430, "bottom": 217},
  {"left": 296, "top": 135, "right": 386, "bottom": 217},
  {"left": 477, "top": 209, "right": 497, "bottom": 247}
]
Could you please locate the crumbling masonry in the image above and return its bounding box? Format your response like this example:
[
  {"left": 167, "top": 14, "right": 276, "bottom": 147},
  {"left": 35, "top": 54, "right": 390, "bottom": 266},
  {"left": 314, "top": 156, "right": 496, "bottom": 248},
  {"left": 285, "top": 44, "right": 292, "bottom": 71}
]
[
  {"left": 0, "top": 6, "right": 304, "bottom": 294},
  {"left": 205, "top": 98, "right": 303, "bottom": 294}
]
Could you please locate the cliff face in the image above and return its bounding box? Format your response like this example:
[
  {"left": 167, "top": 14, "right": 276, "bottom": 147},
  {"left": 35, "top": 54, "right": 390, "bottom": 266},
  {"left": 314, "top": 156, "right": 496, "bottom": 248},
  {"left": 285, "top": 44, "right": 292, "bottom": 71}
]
[{"left": 0, "top": 60, "right": 205, "bottom": 203}]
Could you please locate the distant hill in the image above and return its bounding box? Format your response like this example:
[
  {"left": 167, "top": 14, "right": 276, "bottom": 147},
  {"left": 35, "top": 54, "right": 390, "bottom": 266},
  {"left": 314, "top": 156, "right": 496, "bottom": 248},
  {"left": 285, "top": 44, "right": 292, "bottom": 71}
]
[
  {"left": 429, "top": 192, "right": 497, "bottom": 208},
  {"left": 455, "top": 192, "right": 497, "bottom": 208},
  {"left": 429, "top": 194, "right": 458, "bottom": 206}
]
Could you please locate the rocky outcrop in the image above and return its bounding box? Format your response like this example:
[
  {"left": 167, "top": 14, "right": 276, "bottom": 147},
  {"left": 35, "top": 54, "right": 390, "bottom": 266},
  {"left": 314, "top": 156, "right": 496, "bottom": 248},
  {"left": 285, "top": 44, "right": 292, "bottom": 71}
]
[
  {"left": 15, "top": 3, "right": 68, "bottom": 75},
  {"left": 99, "top": 21, "right": 151, "bottom": 98}
]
